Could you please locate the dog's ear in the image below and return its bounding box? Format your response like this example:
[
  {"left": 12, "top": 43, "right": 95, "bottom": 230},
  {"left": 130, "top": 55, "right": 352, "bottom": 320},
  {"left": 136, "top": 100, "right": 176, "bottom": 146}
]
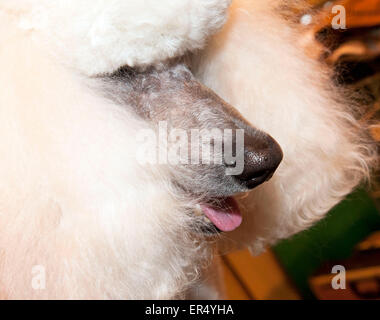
[
  {"left": 194, "top": 0, "right": 376, "bottom": 253},
  {"left": 0, "top": 0, "right": 231, "bottom": 76}
]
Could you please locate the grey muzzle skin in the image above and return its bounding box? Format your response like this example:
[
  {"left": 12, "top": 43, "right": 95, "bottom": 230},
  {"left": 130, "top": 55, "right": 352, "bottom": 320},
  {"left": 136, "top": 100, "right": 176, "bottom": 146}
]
[{"left": 103, "top": 60, "right": 283, "bottom": 199}]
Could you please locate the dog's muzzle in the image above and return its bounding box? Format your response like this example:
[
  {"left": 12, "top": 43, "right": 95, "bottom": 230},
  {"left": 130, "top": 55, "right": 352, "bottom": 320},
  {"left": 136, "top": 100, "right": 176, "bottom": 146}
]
[{"left": 104, "top": 60, "right": 283, "bottom": 233}]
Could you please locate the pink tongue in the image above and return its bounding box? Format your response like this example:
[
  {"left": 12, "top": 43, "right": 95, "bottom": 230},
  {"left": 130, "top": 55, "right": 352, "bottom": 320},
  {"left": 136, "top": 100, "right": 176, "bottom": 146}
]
[{"left": 201, "top": 198, "right": 242, "bottom": 232}]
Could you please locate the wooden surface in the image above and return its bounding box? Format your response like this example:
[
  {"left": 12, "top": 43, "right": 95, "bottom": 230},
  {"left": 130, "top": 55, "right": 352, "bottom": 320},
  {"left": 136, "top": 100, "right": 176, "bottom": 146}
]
[{"left": 221, "top": 249, "right": 300, "bottom": 300}]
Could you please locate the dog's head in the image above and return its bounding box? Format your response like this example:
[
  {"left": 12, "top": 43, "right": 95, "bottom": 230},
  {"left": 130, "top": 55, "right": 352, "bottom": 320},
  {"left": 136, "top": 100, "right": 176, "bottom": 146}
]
[{"left": 3, "top": 0, "right": 373, "bottom": 251}]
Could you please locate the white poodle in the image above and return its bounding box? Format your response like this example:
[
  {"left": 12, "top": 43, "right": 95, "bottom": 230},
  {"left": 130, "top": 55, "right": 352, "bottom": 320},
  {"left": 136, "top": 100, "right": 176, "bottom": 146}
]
[{"left": 0, "top": 0, "right": 375, "bottom": 299}]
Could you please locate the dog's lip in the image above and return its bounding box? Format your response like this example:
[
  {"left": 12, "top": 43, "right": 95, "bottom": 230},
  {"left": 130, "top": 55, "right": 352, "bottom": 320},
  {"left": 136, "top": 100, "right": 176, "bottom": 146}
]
[{"left": 196, "top": 197, "right": 242, "bottom": 232}]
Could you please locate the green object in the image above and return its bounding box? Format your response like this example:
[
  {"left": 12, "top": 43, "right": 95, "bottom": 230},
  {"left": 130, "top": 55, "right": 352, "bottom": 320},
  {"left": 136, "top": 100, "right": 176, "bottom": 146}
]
[{"left": 273, "top": 189, "right": 380, "bottom": 299}]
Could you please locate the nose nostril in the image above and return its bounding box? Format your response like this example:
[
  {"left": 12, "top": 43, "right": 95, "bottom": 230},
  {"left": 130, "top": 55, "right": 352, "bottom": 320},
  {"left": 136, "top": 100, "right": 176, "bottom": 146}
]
[
  {"left": 243, "top": 169, "right": 272, "bottom": 189},
  {"left": 249, "top": 169, "right": 269, "bottom": 181}
]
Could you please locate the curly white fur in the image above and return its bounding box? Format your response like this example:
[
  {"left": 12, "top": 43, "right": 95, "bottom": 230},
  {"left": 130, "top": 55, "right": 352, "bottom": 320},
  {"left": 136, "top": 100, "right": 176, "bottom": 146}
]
[
  {"left": 1, "top": 0, "right": 230, "bottom": 75},
  {"left": 0, "top": 0, "right": 375, "bottom": 299}
]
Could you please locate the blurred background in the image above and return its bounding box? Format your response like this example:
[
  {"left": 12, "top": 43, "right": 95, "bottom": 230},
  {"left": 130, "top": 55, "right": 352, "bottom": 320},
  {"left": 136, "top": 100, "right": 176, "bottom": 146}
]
[{"left": 221, "top": 0, "right": 380, "bottom": 300}]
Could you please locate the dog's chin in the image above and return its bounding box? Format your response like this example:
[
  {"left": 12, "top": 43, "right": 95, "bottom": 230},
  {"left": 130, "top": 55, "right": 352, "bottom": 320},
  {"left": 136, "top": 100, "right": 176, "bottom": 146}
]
[{"left": 193, "top": 197, "right": 243, "bottom": 236}]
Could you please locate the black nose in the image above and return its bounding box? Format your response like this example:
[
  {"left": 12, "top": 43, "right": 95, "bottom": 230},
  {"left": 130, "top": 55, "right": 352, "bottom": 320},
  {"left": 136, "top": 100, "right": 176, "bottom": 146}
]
[{"left": 235, "top": 133, "right": 283, "bottom": 189}]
